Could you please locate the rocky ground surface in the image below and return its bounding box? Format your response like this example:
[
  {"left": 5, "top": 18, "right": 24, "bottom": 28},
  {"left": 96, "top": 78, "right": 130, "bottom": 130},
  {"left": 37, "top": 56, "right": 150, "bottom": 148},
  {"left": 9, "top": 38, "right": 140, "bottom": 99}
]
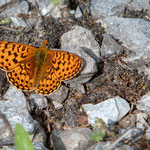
[{"left": 0, "top": 0, "right": 150, "bottom": 150}]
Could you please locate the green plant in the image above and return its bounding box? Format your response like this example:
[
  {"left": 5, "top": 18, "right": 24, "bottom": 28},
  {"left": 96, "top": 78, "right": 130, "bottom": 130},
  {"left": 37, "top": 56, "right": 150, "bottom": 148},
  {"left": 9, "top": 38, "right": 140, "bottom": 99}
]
[
  {"left": 91, "top": 130, "right": 105, "bottom": 141},
  {"left": 90, "top": 118, "right": 115, "bottom": 141},
  {"left": 14, "top": 124, "right": 34, "bottom": 150},
  {"left": 0, "top": 18, "right": 11, "bottom": 25},
  {"left": 50, "top": 0, "right": 61, "bottom": 6}
]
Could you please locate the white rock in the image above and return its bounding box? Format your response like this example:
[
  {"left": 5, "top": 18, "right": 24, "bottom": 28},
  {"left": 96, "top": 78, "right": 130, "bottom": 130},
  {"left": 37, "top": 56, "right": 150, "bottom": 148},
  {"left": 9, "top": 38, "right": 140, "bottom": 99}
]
[
  {"left": 10, "top": 17, "right": 28, "bottom": 28},
  {"left": 82, "top": 96, "right": 130, "bottom": 126},
  {"left": 75, "top": 6, "right": 83, "bottom": 19}
]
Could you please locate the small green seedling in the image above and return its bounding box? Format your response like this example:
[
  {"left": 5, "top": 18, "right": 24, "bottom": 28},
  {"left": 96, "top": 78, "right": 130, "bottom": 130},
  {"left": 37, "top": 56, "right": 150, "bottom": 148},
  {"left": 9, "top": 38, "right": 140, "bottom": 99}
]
[
  {"left": 0, "top": 18, "right": 11, "bottom": 25},
  {"left": 50, "top": 0, "right": 61, "bottom": 6}
]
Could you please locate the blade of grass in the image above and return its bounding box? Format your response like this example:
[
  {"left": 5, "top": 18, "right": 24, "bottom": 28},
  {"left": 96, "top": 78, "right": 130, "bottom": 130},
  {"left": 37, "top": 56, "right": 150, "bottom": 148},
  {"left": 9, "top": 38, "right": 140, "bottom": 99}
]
[{"left": 15, "top": 124, "right": 34, "bottom": 150}]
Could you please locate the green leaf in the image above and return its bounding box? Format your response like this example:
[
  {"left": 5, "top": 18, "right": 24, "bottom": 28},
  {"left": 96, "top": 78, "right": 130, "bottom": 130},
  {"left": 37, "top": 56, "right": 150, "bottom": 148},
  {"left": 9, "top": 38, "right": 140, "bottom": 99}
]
[
  {"left": 0, "top": 18, "right": 11, "bottom": 25},
  {"left": 15, "top": 124, "right": 34, "bottom": 150},
  {"left": 50, "top": 0, "right": 61, "bottom": 6},
  {"left": 90, "top": 130, "right": 105, "bottom": 141}
]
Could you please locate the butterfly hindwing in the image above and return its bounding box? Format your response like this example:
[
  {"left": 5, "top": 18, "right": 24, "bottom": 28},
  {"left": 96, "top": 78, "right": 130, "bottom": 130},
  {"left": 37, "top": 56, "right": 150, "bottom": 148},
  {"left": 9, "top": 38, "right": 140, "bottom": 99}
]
[{"left": 48, "top": 50, "right": 82, "bottom": 81}]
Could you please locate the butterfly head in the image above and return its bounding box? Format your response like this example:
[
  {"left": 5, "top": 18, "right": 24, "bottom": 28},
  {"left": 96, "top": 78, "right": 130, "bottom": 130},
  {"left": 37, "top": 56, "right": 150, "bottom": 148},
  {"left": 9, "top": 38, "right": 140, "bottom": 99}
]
[{"left": 42, "top": 40, "right": 48, "bottom": 47}]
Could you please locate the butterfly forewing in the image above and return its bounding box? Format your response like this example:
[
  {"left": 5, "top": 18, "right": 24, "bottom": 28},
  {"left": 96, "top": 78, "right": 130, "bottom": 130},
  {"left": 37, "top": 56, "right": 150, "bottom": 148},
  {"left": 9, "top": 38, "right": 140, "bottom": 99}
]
[{"left": 0, "top": 41, "right": 36, "bottom": 71}]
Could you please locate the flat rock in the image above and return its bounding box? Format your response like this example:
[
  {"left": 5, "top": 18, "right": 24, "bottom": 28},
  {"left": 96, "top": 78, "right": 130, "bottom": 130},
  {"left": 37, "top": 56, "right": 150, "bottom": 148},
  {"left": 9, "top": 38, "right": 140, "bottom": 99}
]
[{"left": 90, "top": 0, "right": 130, "bottom": 19}]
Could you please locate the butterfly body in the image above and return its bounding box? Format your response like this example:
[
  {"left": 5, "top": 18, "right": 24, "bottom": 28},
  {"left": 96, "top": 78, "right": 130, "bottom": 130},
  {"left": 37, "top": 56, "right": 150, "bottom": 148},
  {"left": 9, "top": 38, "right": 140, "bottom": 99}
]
[
  {"left": 0, "top": 40, "right": 82, "bottom": 95},
  {"left": 33, "top": 42, "right": 49, "bottom": 88}
]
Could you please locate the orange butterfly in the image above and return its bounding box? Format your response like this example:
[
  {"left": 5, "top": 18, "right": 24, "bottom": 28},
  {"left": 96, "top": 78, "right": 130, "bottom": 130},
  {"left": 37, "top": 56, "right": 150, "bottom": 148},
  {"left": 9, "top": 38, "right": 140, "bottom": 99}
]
[{"left": 0, "top": 40, "right": 82, "bottom": 95}]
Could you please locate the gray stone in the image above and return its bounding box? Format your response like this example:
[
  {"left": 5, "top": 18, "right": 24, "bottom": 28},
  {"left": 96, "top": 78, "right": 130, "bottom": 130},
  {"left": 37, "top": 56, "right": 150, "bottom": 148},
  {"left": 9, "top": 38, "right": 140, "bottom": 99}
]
[
  {"left": 50, "top": 6, "right": 62, "bottom": 19},
  {"left": 61, "top": 26, "right": 101, "bottom": 63},
  {"left": 48, "top": 85, "right": 69, "bottom": 104},
  {"left": 0, "top": 146, "right": 16, "bottom": 150},
  {"left": 146, "top": 126, "right": 150, "bottom": 140},
  {"left": 10, "top": 17, "right": 28, "bottom": 28},
  {"left": 1, "top": 85, "right": 35, "bottom": 132},
  {"left": 0, "top": 0, "right": 15, "bottom": 7},
  {"left": 0, "top": 114, "right": 14, "bottom": 145},
  {"left": 0, "top": 85, "right": 35, "bottom": 144},
  {"left": 52, "top": 101, "right": 63, "bottom": 109},
  {"left": 138, "top": 66, "right": 150, "bottom": 80},
  {"left": 90, "top": 0, "right": 130, "bottom": 19},
  {"left": 101, "top": 34, "right": 124, "bottom": 57},
  {"left": 35, "top": 0, "right": 53, "bottom": 16},
  {"left": 0, "top": 142, "right": 49, "bottom": 150},
  {"left": 61, "top": 26, "right": 99, "bottom": 85},
  {"left": 69, "top": 83, "right": 86, "bottom": 94},
  {"left": 75, "top": 6, "right": 83, "bottom": 19},
  {"left": 29, "top": 94, "right": 48, "bottom": 109},
  {"left": 127, "top": 0, "right": 150, "bottom": 12},
  {"left": 82, "top": 96, "right": 130, "bottom": 127},
  {"left": 51, "top": 128, "right": 94, "bottom": 150},
  {"left": 134, "top": 112, "right": 150, "bottom": 140},
  {"left": 101, "top": 17, "right": 150, "bottom": 68},
  {"left": 33, "top": 142, "right": 49, "bottom": 150},
  {"left": 137, "top": 93, "right": 150, "bottom": 115},
  {"left": 31, "top": 123, "right": 46, "bottom": 144},
  {"left": 0, "top": 86, "right": 48, "bottom": 149},
  {"left": 27, "top": 0, "right": 36, "bottom": 6},
  {"left": 0, "top": 1, "right": 29, "bottom": 17},
  {"left": 70, "top": 10, "right": 76, "bottom": 15},
  {"left": 88, "top": 141, "right": 134, "bottom": 150},
  {"left": 121, "top": 127, "right": 143, "bottom": 142},
  {"left": 27, "top": 18, "right": 42, "bottom": 29}
]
